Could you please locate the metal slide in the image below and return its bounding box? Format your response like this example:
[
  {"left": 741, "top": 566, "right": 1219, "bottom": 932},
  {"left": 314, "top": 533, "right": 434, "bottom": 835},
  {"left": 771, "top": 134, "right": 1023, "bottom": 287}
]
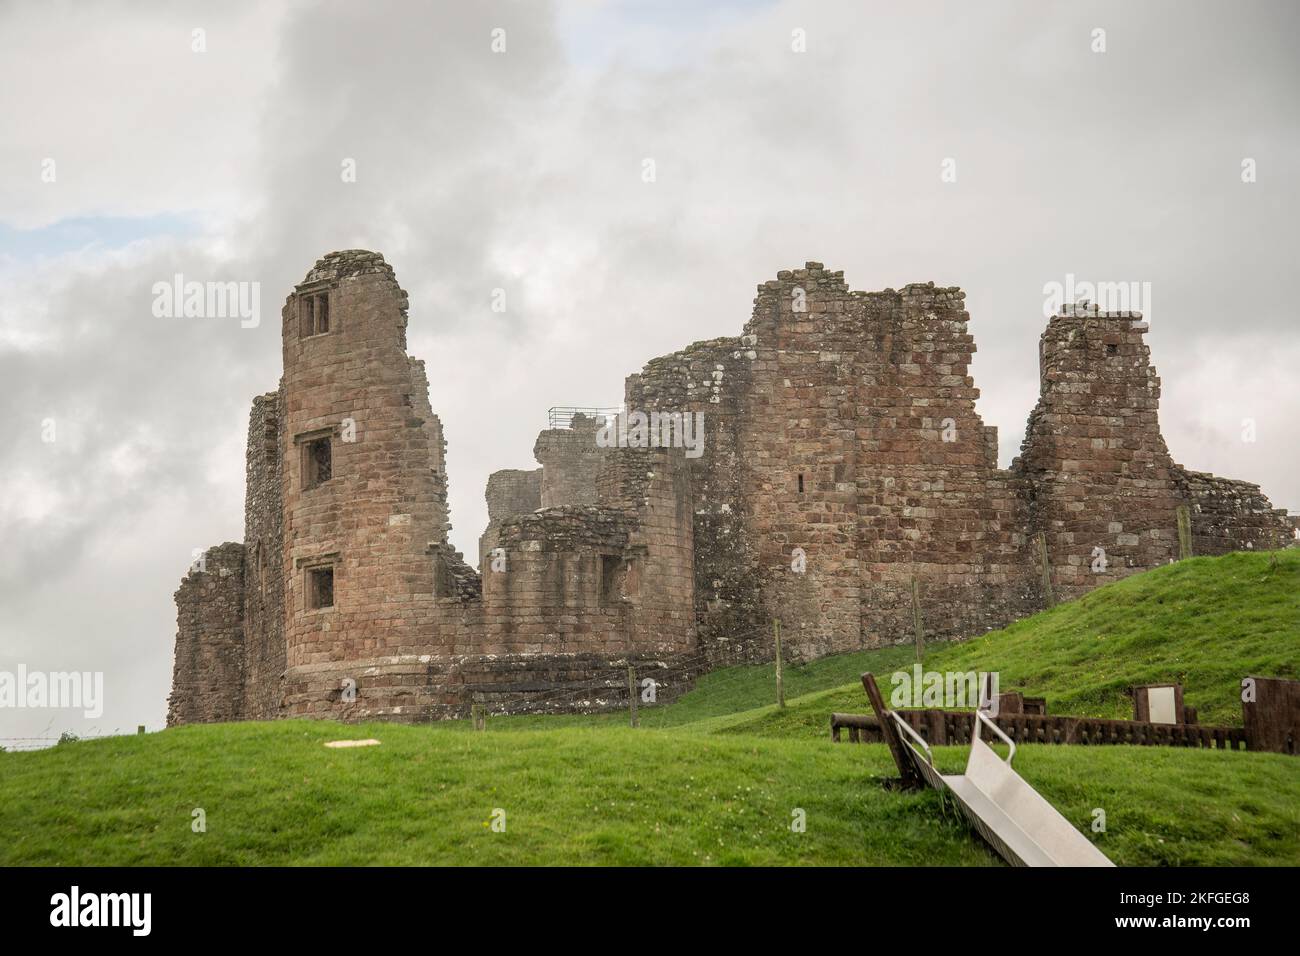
[{"left": 890, "top": 709, "right": 1115, "bottom": 867}]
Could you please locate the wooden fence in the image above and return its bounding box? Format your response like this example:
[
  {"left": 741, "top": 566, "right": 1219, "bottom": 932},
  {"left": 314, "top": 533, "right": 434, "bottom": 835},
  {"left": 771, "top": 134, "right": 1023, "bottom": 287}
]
[{"left": 831, "top": 710, "right": 1247, "bottom": 750}]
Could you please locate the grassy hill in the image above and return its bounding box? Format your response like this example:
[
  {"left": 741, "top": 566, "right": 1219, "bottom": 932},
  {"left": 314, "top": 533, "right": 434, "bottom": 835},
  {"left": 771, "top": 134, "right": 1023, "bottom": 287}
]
[
  {"left": 723, "top": 549, "right": 1300, "bottom": 739},
  {"left": 2, "top": 551, "right": 1297, "bottom": 866}
]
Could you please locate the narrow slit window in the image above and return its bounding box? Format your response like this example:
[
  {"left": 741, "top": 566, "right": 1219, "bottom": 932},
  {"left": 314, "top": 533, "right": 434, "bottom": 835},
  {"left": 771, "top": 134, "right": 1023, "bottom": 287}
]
[
  {"left": 798, "top": 473, "right": 805, "bottom": 494},
  {"left": 600, "top": 554, "right": 622, "bottom": 604},
  {"left": 299, "top": 296, "right": 314, "bottom": 338},
  {"left": 307, "top": 567, "right": 334, "bottom": 610}
]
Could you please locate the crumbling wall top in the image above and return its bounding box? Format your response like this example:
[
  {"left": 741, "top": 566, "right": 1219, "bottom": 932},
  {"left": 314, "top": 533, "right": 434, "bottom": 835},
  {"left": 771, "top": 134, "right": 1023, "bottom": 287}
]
[{"left": 298, "top": 249, "right": 398, "bottom": 287}]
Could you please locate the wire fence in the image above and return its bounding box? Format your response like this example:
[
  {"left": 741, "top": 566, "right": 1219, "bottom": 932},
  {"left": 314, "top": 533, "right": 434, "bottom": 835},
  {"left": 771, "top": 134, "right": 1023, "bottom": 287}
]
[
  {"left": 2, "top": 619, "right": 892, "bottom": 746},
  {"left": 457, "top": 618, "right": 865, "bottom": 725},
  {"left": 0, "top": 727, "right": 147, "bottom": 753}
]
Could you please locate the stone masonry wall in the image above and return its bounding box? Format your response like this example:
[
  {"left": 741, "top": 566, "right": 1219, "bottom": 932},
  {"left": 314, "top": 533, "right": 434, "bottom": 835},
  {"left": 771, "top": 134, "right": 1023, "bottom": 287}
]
[
  {"left": 743, "top": 269, "right": 1038, "bottom": 658},
  {"left": 277, "top": 443, "right": 695, "bottom": 721},
  {"left": 167, "top": 543, "right": 246, "bottom": 725},
  {"left": 259, "top": 251, "right": 694, "bottom": 724},
  {"left": 279, "top": 252, "right": 447, "bottom": 673},
  {"left": 478, "top": 467, "right": 542, "bottom": 568},
  {"left": 1013, "top": 303, "right": 1182, "bottom": 598},
  {"left": 624, "top": 338, "right": 764, "bottom": 664},
  {"left": 1176, "top": 470, "right": 1294, "bottom": 555},
  {"left": 169, "top": 252, "right": 1293, "bottom": 726},
  {"left": 594, "top": 445, "right": 697, "bottom": 655},
  {"left": 627, "top": 265, "right": 1040, "bottom": 664},
  {"left": 241, "top": 391, "right": 286, "bottom": 719},
  {"left": 534, "top": 413, "right": 606, "bottom": 508}
]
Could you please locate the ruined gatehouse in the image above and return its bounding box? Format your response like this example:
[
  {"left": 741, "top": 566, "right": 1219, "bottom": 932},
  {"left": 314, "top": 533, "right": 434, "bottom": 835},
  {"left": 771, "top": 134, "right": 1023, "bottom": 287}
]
[{"left": 166, "top": 251, "right": 1293, "bottom": 725}]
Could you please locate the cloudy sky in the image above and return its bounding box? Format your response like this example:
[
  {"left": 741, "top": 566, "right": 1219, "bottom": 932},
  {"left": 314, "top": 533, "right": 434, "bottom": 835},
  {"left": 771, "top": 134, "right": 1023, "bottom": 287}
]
[{"left": 2, "top": 0, "right": 1297, "bottom": 744}]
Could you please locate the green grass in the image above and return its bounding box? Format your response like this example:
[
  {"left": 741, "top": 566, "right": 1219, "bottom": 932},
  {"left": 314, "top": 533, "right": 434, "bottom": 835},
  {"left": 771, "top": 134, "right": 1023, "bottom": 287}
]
[
  {"left": 726, "top": 549, "right": 1300, "bottom": 739},
  {"left": 3, "top": 720, "right": 1295, "bottom": 866},
  {"left": 2, "top": 550, "right": 1297, "bottom": 866},
  {"left": 0, "top": 720, "right": 992, "bottom": 866}
]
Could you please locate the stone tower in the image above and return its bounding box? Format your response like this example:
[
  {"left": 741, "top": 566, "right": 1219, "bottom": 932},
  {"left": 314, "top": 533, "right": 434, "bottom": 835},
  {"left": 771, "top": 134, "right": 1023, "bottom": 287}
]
[
  {"left": 167, "top": 254, "right": 1291, "bottom": 727},
  {"left": 280, "top": 252, "right": 448, "bottom": 675},
  {"left": 1015, "top": 303, "right": 1181, "bottom": 594},
  {"left": 170, "top": 251, "right": 698, "bottom": 725}
]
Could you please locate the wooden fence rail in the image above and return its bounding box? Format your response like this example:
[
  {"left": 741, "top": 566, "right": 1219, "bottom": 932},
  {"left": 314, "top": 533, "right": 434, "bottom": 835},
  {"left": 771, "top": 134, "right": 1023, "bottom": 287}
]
[{"left": 831, "top": 710, "right": 1247, "bottom": 750}]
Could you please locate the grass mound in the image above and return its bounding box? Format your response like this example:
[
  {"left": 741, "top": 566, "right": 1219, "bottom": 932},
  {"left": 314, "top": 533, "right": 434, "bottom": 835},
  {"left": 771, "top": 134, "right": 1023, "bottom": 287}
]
[
  {"left": 725, "top": 550, "right": 1300, "bottom": 738},
  {"left": 3, "top": 550, "right": 1295, "bottom": 866}
]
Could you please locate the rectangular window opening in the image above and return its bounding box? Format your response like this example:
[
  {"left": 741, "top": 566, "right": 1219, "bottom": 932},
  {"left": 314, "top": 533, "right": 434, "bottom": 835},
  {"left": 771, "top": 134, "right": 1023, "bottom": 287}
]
[
  {"left": 299, "top": 295, "right": 314, "bottom": 338},
  {"left": 797, "top": 473, "right": 805, "bottom": 494},
  {"left": 600, "top": 554, "right": 622, "bottom": 604},
  {"left": 307, "top": 566, "right": 334, "bottom": 610},
  {"left": 303, "top": 437, "right": 332, "bottom": 489},
  {"left": 299, "top": 291, "right": 332, "bottom": 338}
]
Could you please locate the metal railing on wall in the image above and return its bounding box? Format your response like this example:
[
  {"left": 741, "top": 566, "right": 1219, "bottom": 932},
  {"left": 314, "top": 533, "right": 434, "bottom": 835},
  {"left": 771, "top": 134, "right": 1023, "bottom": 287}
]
[{"left": 546, "top": 406, "right": 620, "bottom": 429}]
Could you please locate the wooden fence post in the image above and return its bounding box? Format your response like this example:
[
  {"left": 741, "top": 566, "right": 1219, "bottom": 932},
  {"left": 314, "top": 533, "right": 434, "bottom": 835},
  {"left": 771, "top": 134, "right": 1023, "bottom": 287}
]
[
  {"left": 862, "top": 673, "right": 922, "bottom": 789},
  {"left": 1036, "top": 532, "right": 1056, "bottom": 607},
  {"left": 911, "top": 576, "right": 924, "bottom": 662},
  {"left": 628, "top": 665, "right": 640, "bottom": 728},
  {"left": 1176, "top": 505, "right": 1192, "bottom": 560},
  {"left": 774, "top": 619, "right": 785, "bottom": 709}
]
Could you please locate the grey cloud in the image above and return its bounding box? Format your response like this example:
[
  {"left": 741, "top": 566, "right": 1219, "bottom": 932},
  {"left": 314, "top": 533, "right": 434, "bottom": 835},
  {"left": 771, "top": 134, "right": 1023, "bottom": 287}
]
[{"left": 1, "top": 0, "right": 1296, "bottom": 744}]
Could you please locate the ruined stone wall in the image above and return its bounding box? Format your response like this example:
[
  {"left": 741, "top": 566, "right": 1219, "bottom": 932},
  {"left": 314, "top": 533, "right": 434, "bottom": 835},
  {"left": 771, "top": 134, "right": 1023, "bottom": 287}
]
[
  {"left": 475, "top": 446, "right": 695, "bottom": 658},
  {"left": 406, "top": 355, "right": 454, "bottom": 545},
  {"left": 625, "top": 339, "right": 763, "bottom": 664},
  {"left": 478, "top": 467, "right": 542, "bottom": 568},
  {"left": 1014, "top": 305, "right": 1183, "bottom": 599},
  {"left": 534, "top": 413, "right": 606, "bottom": 507},
  {"left": 594, "top": 446, "right": 697, "bottom": 654},
  {"left": 281, "top": 446, "right": 697, "bottom": 721},
  {"left": 737, "top": 266, "right": 866, "bottom": 660},
  {"left": 451, "top": 651, "right": 698, "bottom": 716},
  {"left": 241, "top": 391, "right": 286, "bottom": 719},
  {"left": 166, "top": 543, "right": 245, "bottom": 725},
  {"left": 170, "top": 251, "right": 1293, "bottom": 727},
  {"left": 842, "top": 281, "right": 1035, "bottom": 649},
  {"left": 737, "top": 267, "right": 1037, "bottom": 657},
  {"left": 272, "top": 252, "right": 693, "bottom": 723},
  {"left": 625, "top": 265, "right": 1040, "bottom": 662},
  {"left": 1176, "top": 470, "right": 1294, "bottom": 555},
  {"left": 479, "top": 506, "right": 633, "bottom": 654}
]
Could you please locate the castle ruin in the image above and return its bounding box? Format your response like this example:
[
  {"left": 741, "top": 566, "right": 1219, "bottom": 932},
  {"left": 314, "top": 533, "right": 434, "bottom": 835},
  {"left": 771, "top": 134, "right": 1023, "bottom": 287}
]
[{"left": 167, "top": 252, "right": 1293, "bottom": 725}]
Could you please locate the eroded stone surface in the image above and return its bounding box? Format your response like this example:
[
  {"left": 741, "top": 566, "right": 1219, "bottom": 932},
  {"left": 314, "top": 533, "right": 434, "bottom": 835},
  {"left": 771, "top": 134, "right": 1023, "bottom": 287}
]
[{"left": 167, "top": 255, "right": 1292, "bottom": 725}]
